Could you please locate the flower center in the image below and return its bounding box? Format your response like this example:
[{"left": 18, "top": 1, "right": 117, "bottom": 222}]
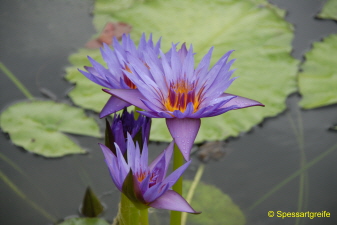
[
  {"left": 136, "top": 170, "right": 148, "bottom": 182},
  {"left": 163, "top": 79, "right": 204, "bottom": 113},
  {"left": 149, "top": 169, "right": 159, "bottom": 188}
]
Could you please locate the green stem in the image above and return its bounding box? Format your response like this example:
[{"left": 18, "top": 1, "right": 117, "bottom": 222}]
[
  {"left": 139, "top": 207, "right": 149, "bottom": 225},
  {"left": 0, "top": 170, "right": 57, "bottom": 222},
  {"left": 181, "top": 163, "right": 205, "bottom": 225},
  {"left": 170, "top": 144, "right": 184, "bottom": 225},
  {"left": 117, "top": 193, "right": 149, "bottom": 225},
  {"left": 134, "top": 106, "right": 142, "bottom": 119},
  {"left": 0, "top": 61, "right": 34, "bottom": 100},
  {"left": 248, "top": 142, "right": 337, "bottom": 211}
]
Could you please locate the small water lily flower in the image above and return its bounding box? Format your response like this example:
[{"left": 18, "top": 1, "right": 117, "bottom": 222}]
[
  {"left": 79, "top": 34, "right": 161, "bottom": 118},
  {"left": 105, "top": 41, "right": 264, "bottom": 161},
  {"left": 100, "top": 133, "right": 199, "bottom": 213},
  {"left": 106, "top": 109, "right": 151, "bottom": 155}
]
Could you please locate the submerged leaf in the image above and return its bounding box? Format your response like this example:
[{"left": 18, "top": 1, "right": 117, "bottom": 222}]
[
  {"left": 183, "top": 180, "right": 246, "bottom": 225},
  {"left": 58, "top": 218, "right": 109, "bottom": 225},
  {"left": 0, "top": 100, "right": 101, "bottom": 157},
  {"left": 298, "top": 34, "right": 337, "bottom": 109},
  {"left": 67, "top": 0, "right": 297, "bottom": 142},
  {"left": 317, "top": 0, "right": 337, "bottom": 21},
  {"left": 81, "top": 187, "right": 104, "bottom": 218}
]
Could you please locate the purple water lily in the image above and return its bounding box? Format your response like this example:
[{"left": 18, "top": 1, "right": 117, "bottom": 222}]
[
  {"left": 100, "top": 133, "right": 198, "bottom": 213},
  {"left": 106, "top": 109, "right": 151, "bottom": 155},
  {"left": 104, "top": 40, "right": 264, "bottom": 160},
  {"left": 79, "top": 34, "right": 161, "bottom": 118}
]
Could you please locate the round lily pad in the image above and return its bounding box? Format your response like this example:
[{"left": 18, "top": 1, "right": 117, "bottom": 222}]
[
  {"left": 317, "top": 0, "right": 337, "bottom": 21},
  {"left": 0, "top": 100, "right": 101, "bottom": 157},
  {"left": 298, "top": 34, "right": 337, "bottom": 109},
  {"left": 183, "top": 180, "right": 246, "bottom": 225},
  {"left": 67, "top": 0, "right": 298, "bottom": 142}
]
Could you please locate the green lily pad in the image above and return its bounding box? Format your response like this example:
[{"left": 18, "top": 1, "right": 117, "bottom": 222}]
[
  {"left": 298, "top": 34, "right": 337, "bottom": 109},
  {"left": 317, "top": 0, "right": 337, "bottom": 21},
  {"left": 67, "top": 0, "right": 298, "bottom": 142},
  {"left": 58, "top": 217, "right": 109, "bottom": 225},
  {"left": 183, "top": 180, "right": 246, "bottom": 225},
  {"left": 0, "top": 100, "right": 101, "bottom": 157}
]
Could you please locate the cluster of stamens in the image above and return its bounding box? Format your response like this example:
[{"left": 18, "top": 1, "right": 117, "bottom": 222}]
[{"left": 163, "top": 79, "right": 204, "bottom": 113}]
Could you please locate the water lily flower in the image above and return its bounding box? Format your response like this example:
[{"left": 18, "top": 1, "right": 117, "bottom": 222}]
[
  {"left": 100, "top": 133, "right": 198, "bottom": 213},
  {"left": 106, "top": 109, "right": 151, "bottom": 155},
  {"left": 79, "top": 34, "right": 161, "bottom": 118},
  {"left": 104, "top": 41, "right": 264, "bottom": 161}
]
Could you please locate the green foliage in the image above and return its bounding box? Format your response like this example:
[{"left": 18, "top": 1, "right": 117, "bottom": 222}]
[
  {"left": 317, "top": 0, "right": 337, "bottom": 21},
  {"left": 67, "top": 0, "right": 298, "bottom": 142},
  {"left": 299, "top": 34, "right": 337, "bottom": 109},
  {"left": 58, "top": 218, "right": 109, "bottom": 225},
  {"left": 183, "top": 180, "right": 246, "bottom": 225},
  {"left": 0, "top": 100, "right": 101, "bottom": 157}
]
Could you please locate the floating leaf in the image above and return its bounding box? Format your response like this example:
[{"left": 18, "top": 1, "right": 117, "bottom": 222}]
[
  {"left": 58, "top": 218, "right": 109, "bottom": 225},
  {"left": 298, "top": 34, "right": 337, "bottom": 109},
  {"left": 0, "top": 100, "right": 101, "bottom": 157},
  {"left": 85, "top": 22, "right": 132, "bottom": 49},
  {"left": 183, "top": 180, "right": 246, "bottom": 225},
  {"left": 317, "top": 0, "right": 337, "bottom": 21},
  {"left": 67, "top": 0, "right": 298, "bottom": 142},
  {"left": 81, "top": 187, "right": 104, "bottom": 218},
  {"left": 66, "top": 60, "right": 109, "bottom": 113}
]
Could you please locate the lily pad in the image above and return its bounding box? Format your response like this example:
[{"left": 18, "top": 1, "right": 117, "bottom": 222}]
[
  {"left": 58, "top": 218, "right": 109, "bottom": 225},
  {"left": 317, "top": 0, "right": 337, "bottom": 21},
  {"left": 298, "top": 34, "right": 337, "bottom": 109},
  {"left": 0, "top": 100, "right": 101, "bottom": 157},
  {"left": 67, "top": 0, "right": 298, "bottom": 142},
  {"left": 183, "top": 180, "right": 246, "bottom": 225}
]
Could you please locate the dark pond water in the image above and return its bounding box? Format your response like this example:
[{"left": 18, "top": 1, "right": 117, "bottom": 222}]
[{"left": 0, "top": 0, "right": 336, "bottom": 224}]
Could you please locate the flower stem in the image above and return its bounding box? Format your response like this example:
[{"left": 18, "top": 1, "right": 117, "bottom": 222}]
[
  {"left": 181, "top": 163, "right": 205, "bottom": 225},
  {"left": 139, "top": 207, "right": 149, "bottom": 225},
  {"left": 134, "top": 106, "right": 142, "bottom": 119},
  {"left": 170, "top": 144, "right": 184, "bottom": 225},
  {"left": 0, "top": 61, "right": 34, "bottom": 100},
  {"left": 119, "top": 193, "right": 144, "bottom": 225}
]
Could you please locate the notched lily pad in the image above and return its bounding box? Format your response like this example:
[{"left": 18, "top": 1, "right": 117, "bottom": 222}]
[
  {"left": 298, "top": 34, "right": 337, "bottom": 109},
  {"left": 183, "top": 180, "right": 246, "bottom": 225},
  {"left": 68, "top": 0, "right": 298, "bottom": 142},
  {"left": 66, "top": 66, "right": 109, "bottom": 113},
  {"left": 102, "top": 0, "right": 297, "bottom": 142},
  {"left": 0, "top": 100, "right": 101, "bottom": 157},
  {"left": 58, "top": 217, "right": 109, "bottom": 225},
  {"left": 317, "top": 0, "right": 337, "bottom": 21}
]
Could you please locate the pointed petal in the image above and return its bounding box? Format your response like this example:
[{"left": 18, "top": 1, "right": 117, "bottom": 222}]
[
  {"left": 149, "top": 141, "right": 174, "bottom": 175},
  {"left": 220, "top": 93, "right": 264, "bottom": 109},
  {"left": 111, "top": 121, "right": 127, "bottom": 154},
  {"left": 166, "top": 118, "right": 201, "bottom": 161},
  {"left": 103, "top": 89, "right": 150, "bottom": 111},
  {"left": 126, "top": 133, "right": 136, "bottom": 170},
  {"left": 149, "top": 190, "right": 200, "bottom": 214},
  {"left": 143, "top": 183, "right": 169, "bottom": 203},
  {"left": 100, "top": 96, "right": 131, "bottom": 118},
  {"left": 162, "top": 160, "right": 191, "bottom": 189}
]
